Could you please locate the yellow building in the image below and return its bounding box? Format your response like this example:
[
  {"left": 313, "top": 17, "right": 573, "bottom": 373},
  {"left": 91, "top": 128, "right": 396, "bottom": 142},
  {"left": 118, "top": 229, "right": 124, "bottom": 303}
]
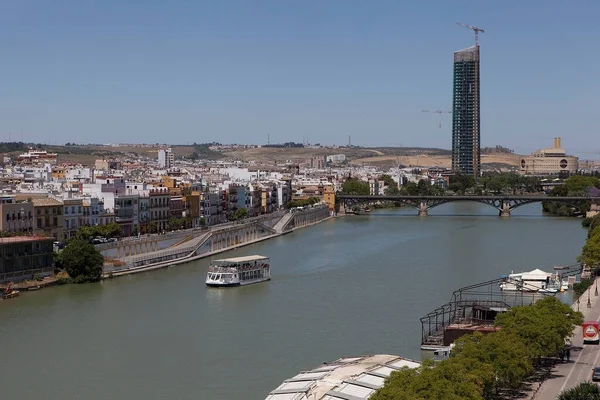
[
  {"left": 520, "top": 137, "right": 578, "bottom": 176},
  {"left": 322, "top": 186, "right": 336, "bottom": 212},
  {"left": 51, "top": 166, "right": 66, "bottom": 180}
]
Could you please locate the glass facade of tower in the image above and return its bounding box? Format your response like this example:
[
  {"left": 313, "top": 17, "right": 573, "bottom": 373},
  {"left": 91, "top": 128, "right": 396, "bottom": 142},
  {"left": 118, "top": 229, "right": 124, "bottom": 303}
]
[{"left": 452, "top": 45, "right": 480, "bottom": 177}]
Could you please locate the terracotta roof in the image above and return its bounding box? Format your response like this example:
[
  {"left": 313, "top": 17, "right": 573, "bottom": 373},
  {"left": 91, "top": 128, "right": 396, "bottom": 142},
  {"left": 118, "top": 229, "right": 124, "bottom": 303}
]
[{"left": 31, "top": 198, "right": 63, "bottom": 207}]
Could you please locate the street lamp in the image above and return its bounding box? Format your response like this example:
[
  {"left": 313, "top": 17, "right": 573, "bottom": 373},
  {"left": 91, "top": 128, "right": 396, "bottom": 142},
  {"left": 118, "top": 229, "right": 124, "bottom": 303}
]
[
  {"left": 596, "top": 277, "right": 598, "bottom": 297},
  {"left": 577, "top": 297, "right": 580, "bottom": 312},
  {"left": 588, "top": 287, "right": 592, "bottom": 308},
  {"left": 19, "top": 207, "right": 25, "bottom": 233}
]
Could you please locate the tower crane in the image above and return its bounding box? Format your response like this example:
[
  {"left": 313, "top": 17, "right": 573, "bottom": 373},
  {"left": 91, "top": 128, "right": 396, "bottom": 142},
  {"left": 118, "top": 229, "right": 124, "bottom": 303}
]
[
  {"left": 422, "top": 109, "right": 452, "bottom": 128},
  {"left": 456, "top": 22, "right": 485, "bottom": 46}
]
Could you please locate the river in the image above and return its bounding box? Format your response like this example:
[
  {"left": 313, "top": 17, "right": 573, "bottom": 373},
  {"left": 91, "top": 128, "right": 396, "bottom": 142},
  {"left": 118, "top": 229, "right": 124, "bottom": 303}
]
[{"left": 0, "top": 203, "right": 588, "bottom": 399}]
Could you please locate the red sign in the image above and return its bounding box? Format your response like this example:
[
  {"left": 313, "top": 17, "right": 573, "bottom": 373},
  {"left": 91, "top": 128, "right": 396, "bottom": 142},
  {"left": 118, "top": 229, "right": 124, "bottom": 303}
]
[{"left": 583, "top": 321, "right": 599, "bottom": 343}]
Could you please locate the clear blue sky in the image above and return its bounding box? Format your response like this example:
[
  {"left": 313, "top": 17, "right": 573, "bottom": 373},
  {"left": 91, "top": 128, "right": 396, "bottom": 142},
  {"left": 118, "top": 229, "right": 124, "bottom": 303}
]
[{"left": 1, "top": 0, "right": 599, "bottom": 155}]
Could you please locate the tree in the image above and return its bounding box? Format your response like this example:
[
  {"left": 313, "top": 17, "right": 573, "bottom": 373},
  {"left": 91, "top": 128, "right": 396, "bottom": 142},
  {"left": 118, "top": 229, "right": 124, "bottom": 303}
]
[
  {"left": 380, "top": 174, "right": 400, "bottom": 195},
  {"left": 167, "top": 217, "right": 183, "bottom": 231},
  {"left": 371, "top": 359, "right": 485, "bottom": 400},
  {"left": 495, "top": 296, "right": 583, "bottom": 360},
  {"left": 57, "top": 239, "right": 104, "bottom": 283},
  {"left": 449, "top": 174, "right": 476, "bottom": 195},
  {"left": 557, "top": 381, "right": 600, "bottom": 400},
  {"left": 143, "top": 221, "right": 158, "bottom": 234},
  {"left": 485, "top": 177, "right": 504, "bottom": 194},
  {"left": 580, "top": 228, "right": 600, "bottom": 267},
  {"left": 341, "top": 179, "right": 370, "bottom": 195},
  {"left": 564, "top": 175, "right": 600, "bottom": 193},
  {"left": 230, "top": 208, "right": 248, "bottom": 221},
  {"left": 452, "top": 331, "right": 533, "bottom": 395}
]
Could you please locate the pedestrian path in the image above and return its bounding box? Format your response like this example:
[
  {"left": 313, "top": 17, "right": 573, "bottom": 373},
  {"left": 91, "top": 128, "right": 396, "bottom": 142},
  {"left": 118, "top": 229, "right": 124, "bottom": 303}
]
[{"left": 528, "top": 277, "right": 600, "bottom": 399}]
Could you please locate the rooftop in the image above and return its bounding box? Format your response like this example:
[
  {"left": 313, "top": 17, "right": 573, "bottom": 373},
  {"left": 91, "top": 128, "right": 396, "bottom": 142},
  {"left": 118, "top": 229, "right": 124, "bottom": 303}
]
[
  {"left": 265, "top": 354, "right": 420, "bottom": 400},
  {"left": 212, "top": 255, "right": 269, "bottom": 263},
  {"left": 0, "top": 236, "right": 54, "bottom": 244},
  {"left": 31, "top": 198, "right": 63, "bottom": 207}
]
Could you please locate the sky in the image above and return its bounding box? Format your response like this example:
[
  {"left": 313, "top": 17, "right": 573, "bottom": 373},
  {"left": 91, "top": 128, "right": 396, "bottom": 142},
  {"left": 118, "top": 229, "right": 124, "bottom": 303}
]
[{"left": 1, "top": 0, "right": 599, "bottom": 155}]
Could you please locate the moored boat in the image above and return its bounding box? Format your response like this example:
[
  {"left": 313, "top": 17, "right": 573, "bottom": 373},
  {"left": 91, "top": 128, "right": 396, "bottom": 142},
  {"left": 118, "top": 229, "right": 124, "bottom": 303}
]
[
  {"left": 205, "top": 255, "right": 271, "bottom": 287},
  {"left": 2, "top": 290, "right": 20, "bottom": 299}
]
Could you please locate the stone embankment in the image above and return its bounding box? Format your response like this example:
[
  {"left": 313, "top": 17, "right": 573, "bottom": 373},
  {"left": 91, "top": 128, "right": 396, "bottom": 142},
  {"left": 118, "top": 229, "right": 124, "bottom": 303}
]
[{"left": 103, "top": 206, "right": 331, "bottom": 278}]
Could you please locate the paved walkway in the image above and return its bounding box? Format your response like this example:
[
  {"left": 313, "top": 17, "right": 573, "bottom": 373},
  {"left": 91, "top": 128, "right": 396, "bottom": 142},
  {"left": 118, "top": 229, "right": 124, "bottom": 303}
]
[{"left": 529, "top": 277, "right": 600, "bottom": 399}]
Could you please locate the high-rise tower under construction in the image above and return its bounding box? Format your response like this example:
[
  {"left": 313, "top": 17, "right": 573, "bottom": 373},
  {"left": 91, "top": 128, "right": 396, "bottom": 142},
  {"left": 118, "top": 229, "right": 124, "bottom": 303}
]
[{"left": 451, "top": 45, "right": 480, "bottom": 177}]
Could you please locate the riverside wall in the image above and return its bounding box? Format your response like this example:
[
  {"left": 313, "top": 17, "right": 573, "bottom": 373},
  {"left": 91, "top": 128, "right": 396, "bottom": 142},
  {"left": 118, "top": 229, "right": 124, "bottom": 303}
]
[{"left": 103, "top": 207, "right": 331, "bottom": 278}]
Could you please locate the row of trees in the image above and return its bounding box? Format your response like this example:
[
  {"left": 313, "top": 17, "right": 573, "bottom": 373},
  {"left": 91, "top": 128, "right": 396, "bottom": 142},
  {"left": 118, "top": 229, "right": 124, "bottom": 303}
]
[
  {"left": 75, "top": 222, "right": 122, "bottom": 240},
  {"left": 341, "top": 173, "right": 545, "bottom": 198},
  {"left": 579, "top": 214, "right": 600, "bottom": 270},
  {"left": 544, "top": 175, "right": 600, "bottom": 216},
  {"left": 372, "top": 297, "right": 583, "bottom": 400},
  {"left": 286, "top": 197, "right": 321, "bottom": 209}
]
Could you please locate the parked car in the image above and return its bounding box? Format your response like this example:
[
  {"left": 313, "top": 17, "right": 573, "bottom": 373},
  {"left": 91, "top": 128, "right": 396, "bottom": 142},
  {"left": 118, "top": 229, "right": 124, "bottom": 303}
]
[{"left": 592, "top": 366, "right": 600, "bottom": 381}]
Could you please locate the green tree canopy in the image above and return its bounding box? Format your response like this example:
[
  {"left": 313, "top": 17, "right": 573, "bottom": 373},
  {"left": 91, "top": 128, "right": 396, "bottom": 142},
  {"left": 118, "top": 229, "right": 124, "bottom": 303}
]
[
  {"left": 76, "top": 222, "right": 122, "bottom": 240},
  {"left": 230, "top": 208, "right": 248, "bottom": 220},
  {"left": 557, "top": 381, "right": 600, "bottom": 400},
  {"left": 452, "top": 331, "right": 533, "bottom": 395},
  {"left": 580, "top": 227, "right": 600, "bottom": 267},
  {"left": 57, "top": 239, "right": 104, "bottom": 283},
  {"left": 341, "top": 179, "right": 370, "bottom": 195},
  {"left": 494, "top": 296, "right": 583, "bottom": 359},
  {"left": 286, "top": 197, "right": 320, "bottom": 209},
  {"left": 449, "top": 174, "right": 476, "bottom": 195},
  {"left": 371, "top": 359, "right": 485, "bottom": 400},
  {"left": 564, "top": 175, "right": 600, "bottom": 193},
  {"left": 380, "top": 174, "right": 400, "bottom": 195}
]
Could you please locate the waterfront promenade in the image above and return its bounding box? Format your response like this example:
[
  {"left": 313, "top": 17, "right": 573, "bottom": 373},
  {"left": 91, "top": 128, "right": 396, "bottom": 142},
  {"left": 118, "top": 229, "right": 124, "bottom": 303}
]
[
  {"left": 103, "top": 206, "right": 331, "bottom": 277},
  {"left": 529, "top": 276, "right": 600, "bottom": 399}
]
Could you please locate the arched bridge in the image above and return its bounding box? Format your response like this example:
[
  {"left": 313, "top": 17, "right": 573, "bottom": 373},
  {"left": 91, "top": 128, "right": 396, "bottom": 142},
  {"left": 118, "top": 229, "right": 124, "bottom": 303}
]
[{"left": 336, "top": 194, "right": 598, "bottom": 217}]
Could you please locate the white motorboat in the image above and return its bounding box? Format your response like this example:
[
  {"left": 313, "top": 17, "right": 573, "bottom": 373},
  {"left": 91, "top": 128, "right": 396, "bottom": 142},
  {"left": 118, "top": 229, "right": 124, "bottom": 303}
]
[{"left": 499, "top": 268, "right": 556, "bottom": 292}]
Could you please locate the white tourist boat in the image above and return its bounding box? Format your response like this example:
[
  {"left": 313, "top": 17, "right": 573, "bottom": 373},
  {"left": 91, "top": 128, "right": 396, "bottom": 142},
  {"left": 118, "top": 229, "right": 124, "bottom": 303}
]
[{"left": 205, "top": 255, "right": 271, "bottom": 287}]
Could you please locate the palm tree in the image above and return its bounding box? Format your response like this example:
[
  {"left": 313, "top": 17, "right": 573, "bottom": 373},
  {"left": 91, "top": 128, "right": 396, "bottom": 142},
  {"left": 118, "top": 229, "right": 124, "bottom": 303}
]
[{"left": 557, "top": 381, "right": 600, "bottom": 400}]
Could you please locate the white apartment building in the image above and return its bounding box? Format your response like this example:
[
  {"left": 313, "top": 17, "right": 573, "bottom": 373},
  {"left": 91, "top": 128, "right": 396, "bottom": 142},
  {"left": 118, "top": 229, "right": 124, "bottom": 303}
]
[{"left": 158, "top": 148, "right": 174, "bottom": 169}]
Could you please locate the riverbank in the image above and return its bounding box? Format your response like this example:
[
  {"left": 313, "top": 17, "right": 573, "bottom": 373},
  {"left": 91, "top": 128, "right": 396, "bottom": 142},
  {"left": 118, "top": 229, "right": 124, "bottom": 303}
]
[
  {"left": 103, "top": 206, "right": 331, "bottom": 278},
  {"left": 105, "top": 212, "right": 331, "bottom": 278},
  {"left": 0, "top": 202, "right": 586, "bottom": 400}
]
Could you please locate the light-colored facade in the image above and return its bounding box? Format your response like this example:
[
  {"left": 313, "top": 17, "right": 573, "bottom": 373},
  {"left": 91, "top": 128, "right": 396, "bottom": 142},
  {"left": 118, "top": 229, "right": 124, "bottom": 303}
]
[
  {"left": 326, "top": 154, "right": 346, "bottom": 163},
  {"left": 0, "top": 197, "right": 34, "bottom": 234},
  {"left": 149, "top": 188, "right": 170, "bottom": 231},
  {"left": 114, "top": 194, "right": 139, "bottom": 236},
  {"left": 63, "top": 198, "right": 84, "bottom": 239},
  {"left": 158, "top": 148, "right": 174, "bottom": 169},
  {"left": 520, "top": 137, "right": 578, "bottom": 176},
  {"left": 32, "top": 198, "right": 64, "bottom": 239}
]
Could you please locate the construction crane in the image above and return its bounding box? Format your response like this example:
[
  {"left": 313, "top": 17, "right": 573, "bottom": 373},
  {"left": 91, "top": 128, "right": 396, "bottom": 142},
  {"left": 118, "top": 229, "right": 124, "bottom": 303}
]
[
  {"left": 456, "top": 22, "right": 485, "bottom": 46},
  {"left": 422, "top": 109, "right": 452, "bottom": 128}
]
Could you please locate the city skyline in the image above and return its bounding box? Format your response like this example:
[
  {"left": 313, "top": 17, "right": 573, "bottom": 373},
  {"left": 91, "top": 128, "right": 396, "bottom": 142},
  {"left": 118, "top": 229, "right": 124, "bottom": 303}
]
[{"left": 1, "top": 1, "right": 599, "bottom": 155}]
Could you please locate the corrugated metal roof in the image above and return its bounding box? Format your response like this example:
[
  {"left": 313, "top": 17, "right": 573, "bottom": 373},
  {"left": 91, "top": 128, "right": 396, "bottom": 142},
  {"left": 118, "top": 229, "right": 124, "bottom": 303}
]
[
  {"left": 265, "top": 354, "right": 420, "bottom": 400},
  {"left": 355, "top": 374, "right": 385, "bottom": 387},
  {"left": 336, "top": 382, "right": 375, "bottom": 397}
]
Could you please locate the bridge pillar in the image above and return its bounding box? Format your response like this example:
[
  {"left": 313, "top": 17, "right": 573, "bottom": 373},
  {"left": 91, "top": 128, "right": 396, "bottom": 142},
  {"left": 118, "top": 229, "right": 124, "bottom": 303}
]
[
  {"left": 499, "top": 202, "right": 511, "bottom": 217},
  {"left": 418, "top": 202, "right": 428, "bottom": 217}
]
